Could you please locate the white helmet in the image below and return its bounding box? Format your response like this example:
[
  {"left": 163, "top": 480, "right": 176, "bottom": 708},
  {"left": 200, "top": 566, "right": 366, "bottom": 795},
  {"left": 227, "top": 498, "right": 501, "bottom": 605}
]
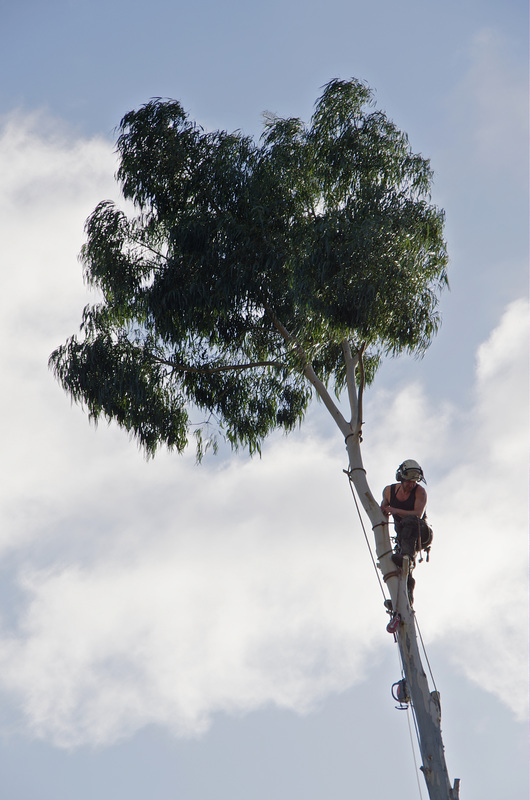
[{"left": 396, "top": 459, "right": 425, "bottom": 483}]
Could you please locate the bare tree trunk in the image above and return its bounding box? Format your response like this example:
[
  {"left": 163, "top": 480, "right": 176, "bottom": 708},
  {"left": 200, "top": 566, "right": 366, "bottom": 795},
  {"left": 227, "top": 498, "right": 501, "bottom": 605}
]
[
  {"left": 302, "top": 345, "right": 459, "bottom": 800},
  {"left": 344, "top": 433, "right": 459, "bottom": 800},
  {"left": 270, "top": 323, "right": 460, "bottom": 798}
]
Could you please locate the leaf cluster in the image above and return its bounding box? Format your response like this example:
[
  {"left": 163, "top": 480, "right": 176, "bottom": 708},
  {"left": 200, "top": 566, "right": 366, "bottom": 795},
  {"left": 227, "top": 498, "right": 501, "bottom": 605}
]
[{"left": 50, "top": 79, "right": 448, "bottom": 456}]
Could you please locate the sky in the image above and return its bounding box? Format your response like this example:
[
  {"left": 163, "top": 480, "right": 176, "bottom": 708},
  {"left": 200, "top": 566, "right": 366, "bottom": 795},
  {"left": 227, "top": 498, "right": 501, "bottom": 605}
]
[{"left": 0, "top": 1, "right": 528, "bottom": 799}]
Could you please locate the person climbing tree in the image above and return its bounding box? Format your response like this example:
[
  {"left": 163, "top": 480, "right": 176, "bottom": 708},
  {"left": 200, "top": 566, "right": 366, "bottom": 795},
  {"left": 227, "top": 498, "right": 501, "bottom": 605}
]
[{"left": 381, "top": 459, "right": 433, "bottom": 603}]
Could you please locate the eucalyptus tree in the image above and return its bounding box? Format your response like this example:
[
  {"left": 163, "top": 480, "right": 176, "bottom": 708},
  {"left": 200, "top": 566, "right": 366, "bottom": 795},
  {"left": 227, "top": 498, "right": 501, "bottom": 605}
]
[{"left": 50, "top": 79, "right": 458, "bottom": 798}]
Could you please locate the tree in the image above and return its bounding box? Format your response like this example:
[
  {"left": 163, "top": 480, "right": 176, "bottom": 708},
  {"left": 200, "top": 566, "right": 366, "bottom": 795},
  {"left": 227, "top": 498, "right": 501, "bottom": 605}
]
[{"left": 50, "top": 79, "right": 458, "bottom": 799}]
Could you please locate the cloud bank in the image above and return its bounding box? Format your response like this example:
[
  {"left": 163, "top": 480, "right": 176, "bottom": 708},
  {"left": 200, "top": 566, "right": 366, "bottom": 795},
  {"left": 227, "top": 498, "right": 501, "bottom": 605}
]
[{"left": 0, "top": 112, "right": 527, "bottom": 747}]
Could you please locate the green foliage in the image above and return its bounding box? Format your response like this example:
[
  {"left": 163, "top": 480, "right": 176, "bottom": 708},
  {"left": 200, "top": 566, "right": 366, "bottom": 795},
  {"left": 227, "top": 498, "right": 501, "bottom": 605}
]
[{"left": 50, "top": 79, "right": 448, "bottom": 457}]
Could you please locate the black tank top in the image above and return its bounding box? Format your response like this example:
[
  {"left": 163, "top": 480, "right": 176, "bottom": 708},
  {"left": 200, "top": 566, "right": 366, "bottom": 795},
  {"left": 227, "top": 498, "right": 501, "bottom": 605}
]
[{"left": 390, "top": 483, "right": 416, "bottom": 512}]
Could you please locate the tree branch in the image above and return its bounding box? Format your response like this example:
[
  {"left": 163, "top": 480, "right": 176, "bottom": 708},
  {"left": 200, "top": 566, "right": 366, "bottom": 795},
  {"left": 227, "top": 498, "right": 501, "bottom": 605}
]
[
  {"left": 129, "top": 237, "right": 168, "bottom": 263},
  {"left": 356, "top": 342, "right": 366, "bottom": 438},
  {"left": 341, "top": 340, "right": 366, "bottom": 438},
  {"left": 266, "top": 307, "right": 349, "bottom": 436},
  {"left": 151, "top": 354, "right": 284, "bottom": 375},
  {"left": 341, "top": 340, "right": 359, "bottom": 428}
]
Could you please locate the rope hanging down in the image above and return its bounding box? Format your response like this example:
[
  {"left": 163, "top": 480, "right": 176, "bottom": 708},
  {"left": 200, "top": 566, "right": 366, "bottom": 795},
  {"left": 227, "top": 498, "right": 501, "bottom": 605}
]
[
  {"left": 415, "top": 615, "right": 438, "bottom": 695},
  {"left": 406, "top": 704, "right": 426, "bottom": 800},
  {"left": 344, "top": 469, "right": 387, "bottom": 601}
]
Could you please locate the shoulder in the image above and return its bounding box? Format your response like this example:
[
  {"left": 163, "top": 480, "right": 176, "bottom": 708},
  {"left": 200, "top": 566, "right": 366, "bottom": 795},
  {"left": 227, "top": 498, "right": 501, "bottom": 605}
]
[{"left": 415, "top": 484, "right": 427, "bottom": 499}]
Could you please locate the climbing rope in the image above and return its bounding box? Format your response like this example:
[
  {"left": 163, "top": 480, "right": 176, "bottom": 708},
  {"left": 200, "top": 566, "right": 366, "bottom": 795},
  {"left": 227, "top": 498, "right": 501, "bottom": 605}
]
[
  {"left": 407, "top": 705, "right": 426, "bottom": 800},
  {"left": 344, "top": 469, "right": 388, "bottom": 601},
  {"left": 406, "top": 704, "right": 425, "bottom": 800},
  {"left": 395, "top": 632, "right": 428, "bottom": 799},
  {"left": 414, "top": 614, "right": 439, "bottom": 695}
]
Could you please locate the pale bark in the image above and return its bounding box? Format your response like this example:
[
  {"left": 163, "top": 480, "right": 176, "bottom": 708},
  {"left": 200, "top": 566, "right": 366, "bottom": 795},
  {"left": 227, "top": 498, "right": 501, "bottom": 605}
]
[
  {"left": 317, "top": 345, "right": 458, "bottom": 800},
  {"left": 268, "top": 320, "right": 459, "bottom": 799}
]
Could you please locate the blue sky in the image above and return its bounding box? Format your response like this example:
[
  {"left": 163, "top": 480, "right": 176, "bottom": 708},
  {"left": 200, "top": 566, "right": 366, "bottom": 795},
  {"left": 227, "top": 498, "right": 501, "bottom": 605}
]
[{"left": 0, "top": 1, "right": 528, "bottom": 798}]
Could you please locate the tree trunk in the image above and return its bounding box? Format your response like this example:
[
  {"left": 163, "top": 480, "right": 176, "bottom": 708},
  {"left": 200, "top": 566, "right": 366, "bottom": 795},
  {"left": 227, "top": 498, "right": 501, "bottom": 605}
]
[
  {"left": 275, "top": 330, "right": 460, "bottom": 798},
  {"left": 344, "top": 434, "right": 460, "bottom": 800}
]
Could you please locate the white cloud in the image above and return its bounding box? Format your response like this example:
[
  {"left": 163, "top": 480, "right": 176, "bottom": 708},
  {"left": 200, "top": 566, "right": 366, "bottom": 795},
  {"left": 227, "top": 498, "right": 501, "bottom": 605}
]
[
  {"left": 6, "top": 358, "right": 390, "bottom": 747},
  {"left": 0, "top": 110, "right": 121, "bottom": 554},
  {"left": 0, "top": 436, "right": 389, "bottom": 747},
  {"left": 0, "top": 113, "right": 527, "bottom": 747},
  {"left": 427, "top": 299, "right": 529, "bottom": 718}
]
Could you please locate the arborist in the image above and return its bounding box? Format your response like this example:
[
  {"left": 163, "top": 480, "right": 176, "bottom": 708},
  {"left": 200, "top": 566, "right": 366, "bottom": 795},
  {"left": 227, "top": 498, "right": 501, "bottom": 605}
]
[{"left": 381, "top": 459, "right": 433, "bottom": 604}]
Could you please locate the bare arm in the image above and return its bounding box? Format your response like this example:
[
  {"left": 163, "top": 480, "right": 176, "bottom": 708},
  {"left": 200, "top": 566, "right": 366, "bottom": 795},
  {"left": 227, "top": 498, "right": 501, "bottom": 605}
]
[
  {"left": 411, "top": 485, "right": 427, "bottom": 518},
  {"left": 381, "top": 485, "right": 392, "bottom": 515},
  {"left": 381, "top": 484, "right": 427, "bottom": 519}
]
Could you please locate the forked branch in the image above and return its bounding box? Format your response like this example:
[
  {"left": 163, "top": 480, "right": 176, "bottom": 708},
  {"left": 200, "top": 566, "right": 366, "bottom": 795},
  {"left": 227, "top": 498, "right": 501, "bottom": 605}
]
[{"left": 341, "top": 340, "right": 366, "bottom": 438}]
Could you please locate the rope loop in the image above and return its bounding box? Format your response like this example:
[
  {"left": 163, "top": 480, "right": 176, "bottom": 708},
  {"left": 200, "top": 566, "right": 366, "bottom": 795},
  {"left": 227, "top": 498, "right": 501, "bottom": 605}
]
[
  {"left": 343, "top": 466, "right": 367, "bottom": 478},
  {"left": 344, "top": 431, "right": 363, "bottom": 445}
]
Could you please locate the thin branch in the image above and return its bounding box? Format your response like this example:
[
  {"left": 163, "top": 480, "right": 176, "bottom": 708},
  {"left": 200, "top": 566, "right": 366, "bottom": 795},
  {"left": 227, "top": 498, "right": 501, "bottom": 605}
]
[
  {"left": 356, "top": 342, "right": 366, "bottom": 438},
  {"left": 265, "top": 305, "right": 349, "bottom": 436},
  {"left": 128, "top": 234, "right": 169, "bottom": 263},
  {"left": 151, "top": 354, "right": 284, "bottom": 375},
  {"left": 341, "top": 339, "right": 359, "bottom": 427},
  {"left": 264, "top": 306, "right": 308, "bottom": 366}
]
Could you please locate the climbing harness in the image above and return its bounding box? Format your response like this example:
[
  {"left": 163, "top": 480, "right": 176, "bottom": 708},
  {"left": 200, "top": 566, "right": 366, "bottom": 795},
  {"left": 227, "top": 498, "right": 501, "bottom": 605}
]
[{"left": 414, "top": 515, "right": 433, "bottom": 563}]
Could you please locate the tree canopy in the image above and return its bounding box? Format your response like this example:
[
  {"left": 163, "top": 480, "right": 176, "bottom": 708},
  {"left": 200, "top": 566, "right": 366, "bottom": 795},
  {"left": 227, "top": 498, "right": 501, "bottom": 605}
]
[{"left": 50, "top": 79, "right": 448, "bottom": 457}]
